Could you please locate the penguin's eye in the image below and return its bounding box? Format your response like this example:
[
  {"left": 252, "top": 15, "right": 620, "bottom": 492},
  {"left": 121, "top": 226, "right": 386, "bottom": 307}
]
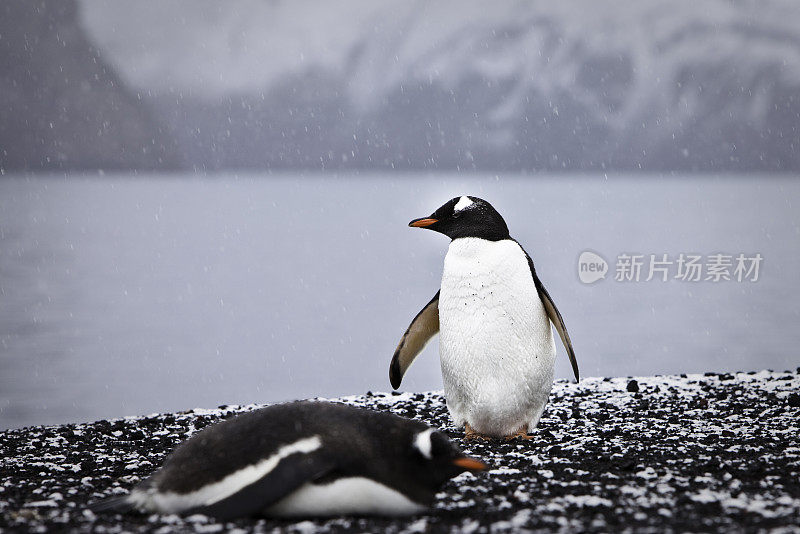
[{"left": 450, "top": 207, "right": 467, "bottom": 220}]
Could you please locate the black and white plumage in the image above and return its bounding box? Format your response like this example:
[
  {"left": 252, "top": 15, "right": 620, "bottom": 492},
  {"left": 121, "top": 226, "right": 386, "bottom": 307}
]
[
  {"left": 390, "top": 196, "right": 579, "bottom": 440},
  {"left": 90, "top": 401, "right": 486, "bottom": 520}
]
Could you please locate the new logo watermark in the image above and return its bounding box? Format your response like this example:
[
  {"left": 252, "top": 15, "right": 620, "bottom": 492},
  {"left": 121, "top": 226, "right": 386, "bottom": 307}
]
[
  {"left": 578, "top": 251, "right": 609, "bottom": 284},
  {"left": 578, "top": 251, "right": 762, "bottom": 284}
]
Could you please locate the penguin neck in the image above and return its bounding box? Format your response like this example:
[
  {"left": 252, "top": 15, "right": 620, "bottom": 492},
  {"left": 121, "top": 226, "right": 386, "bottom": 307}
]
[
  {"left": 446, "top": 226, "right": 509, "bottom": 241},
  {"left": 449, "top": 234, "right": 512, "bottom": 245}
]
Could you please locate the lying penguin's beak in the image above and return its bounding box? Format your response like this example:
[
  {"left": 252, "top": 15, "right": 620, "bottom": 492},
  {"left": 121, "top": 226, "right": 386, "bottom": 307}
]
[
  {"left": 452, "top": 456, "right": 488, "bottom": 472},
  {"left": 409, "top": 217, "right": 438, "bottom": 228}
]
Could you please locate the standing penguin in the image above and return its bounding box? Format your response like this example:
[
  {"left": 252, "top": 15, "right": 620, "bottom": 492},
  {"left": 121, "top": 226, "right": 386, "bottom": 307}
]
[
  {"left": 91, "top": 401, "right": 486, "bottom": 519},
  {"left": 389, "top": 196, "right": 579, "bottom": 440}
]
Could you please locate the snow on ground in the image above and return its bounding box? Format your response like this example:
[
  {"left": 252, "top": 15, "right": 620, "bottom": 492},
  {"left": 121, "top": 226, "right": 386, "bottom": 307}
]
[{"left": 1, "top": 370, "right": 798, "bottom": 532}]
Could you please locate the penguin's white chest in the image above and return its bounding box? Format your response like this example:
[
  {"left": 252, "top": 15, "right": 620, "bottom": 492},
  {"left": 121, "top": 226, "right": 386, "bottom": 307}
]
[{"left": 438, "top": 238, "right": 555, "bottom": 436}]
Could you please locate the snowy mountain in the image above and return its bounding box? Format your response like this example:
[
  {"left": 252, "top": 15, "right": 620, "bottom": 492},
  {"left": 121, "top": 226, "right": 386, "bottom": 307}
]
[
  {"left": 5, "top": 1, "right": 800, "bottom": 172},
  {"left": 0, "top": 1, "right": 178, "bottom": 171}
]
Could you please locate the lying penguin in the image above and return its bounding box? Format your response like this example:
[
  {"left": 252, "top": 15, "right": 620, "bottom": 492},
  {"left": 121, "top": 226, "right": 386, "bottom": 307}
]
[
  {"left": 390, "top": 196, "right": 579, "bottom": 440},
  {"left": 90, "top": 401, "right": 486, "bottom": 520}
]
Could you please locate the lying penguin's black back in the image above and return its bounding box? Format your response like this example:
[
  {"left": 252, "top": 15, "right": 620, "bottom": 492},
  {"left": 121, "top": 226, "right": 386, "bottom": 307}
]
[{"left": 150, "top": 401, "right": 429, "bottom": 494}]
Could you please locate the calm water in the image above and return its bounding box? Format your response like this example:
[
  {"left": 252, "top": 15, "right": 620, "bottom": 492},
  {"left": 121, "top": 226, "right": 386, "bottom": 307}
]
[{"left": 1, "top": 174, "right": 798, "bottom": 430}]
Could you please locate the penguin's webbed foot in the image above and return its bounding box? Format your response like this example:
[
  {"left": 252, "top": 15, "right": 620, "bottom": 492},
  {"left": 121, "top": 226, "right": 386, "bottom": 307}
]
[
  {"left": 464, "top": 424, "right": 534, "bottom": 441},
  {"left": 503, "top": 425, "right": 534, "bottom": 441},
  {"left": 464, "top": 423, "right": 493, "bottom": 442}
]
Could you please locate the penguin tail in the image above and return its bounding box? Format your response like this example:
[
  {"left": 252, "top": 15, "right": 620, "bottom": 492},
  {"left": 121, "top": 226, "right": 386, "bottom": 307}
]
[{"left": 89, "top": 494, "right": 135, "bottom": 514}]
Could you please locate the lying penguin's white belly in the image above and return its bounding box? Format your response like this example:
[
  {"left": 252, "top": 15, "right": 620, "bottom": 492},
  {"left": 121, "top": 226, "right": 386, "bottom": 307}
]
[{"left": 439, "top": 237, "right": 556, "bottom": 437}]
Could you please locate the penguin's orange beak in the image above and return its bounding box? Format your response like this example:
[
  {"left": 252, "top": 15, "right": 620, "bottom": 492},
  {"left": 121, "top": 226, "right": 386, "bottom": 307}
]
[
  {"left": 452, "top": 456, "right": 487, "bottom": 472},
  {"left": 409, "top": 218, "right": 438, "bottom": 227}
]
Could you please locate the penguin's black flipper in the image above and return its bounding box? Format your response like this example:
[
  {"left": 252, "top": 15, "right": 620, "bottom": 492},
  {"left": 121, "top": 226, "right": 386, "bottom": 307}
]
[
  {"left": 186, "top": 453, "right": 335, "bottom": 521},
  {"left": 523, "top": 251, "right": 580, "bottom": 382},
  {"left": 390, "top": 291, "right": 440, "bottom": 389}
]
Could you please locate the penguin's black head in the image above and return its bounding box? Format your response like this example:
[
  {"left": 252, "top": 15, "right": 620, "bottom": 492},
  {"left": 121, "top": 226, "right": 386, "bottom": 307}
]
[
  {"left": 409, "top": 196, "right": 510, "bottom": 241},
  {"left": 409, "top": 428, "right": 487, "bottom": 486}
]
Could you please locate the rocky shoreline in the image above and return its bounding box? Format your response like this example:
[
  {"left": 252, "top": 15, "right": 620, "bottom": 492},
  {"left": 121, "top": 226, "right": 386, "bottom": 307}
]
[{"left": 1, "top": 370, "right": 799, "bottom": 532}]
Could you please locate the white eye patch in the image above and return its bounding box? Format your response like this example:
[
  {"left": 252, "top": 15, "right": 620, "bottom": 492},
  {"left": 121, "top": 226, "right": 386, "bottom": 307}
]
[
  {"left": 453, "top": 196, "right": 474, "bottom": 212},
  {"left": 412, "top": 429, "right": 434, "bottom": 459}
]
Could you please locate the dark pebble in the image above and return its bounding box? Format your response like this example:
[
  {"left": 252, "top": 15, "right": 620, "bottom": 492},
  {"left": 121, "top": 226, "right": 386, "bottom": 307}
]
[
  {"left": 788, "top": 393, "right": 800, "bottom": 408},
  {"left": 627, "top": 380, "right": 640, "bottom": 392}
]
